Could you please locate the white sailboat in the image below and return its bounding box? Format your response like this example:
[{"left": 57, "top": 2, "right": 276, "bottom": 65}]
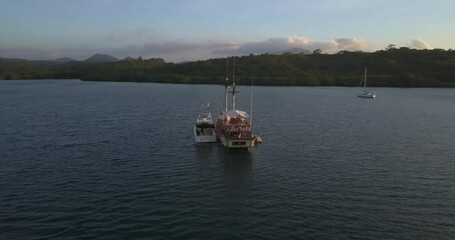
[{"left": 358, "top": 67, "right": 376, "bottom": 98}]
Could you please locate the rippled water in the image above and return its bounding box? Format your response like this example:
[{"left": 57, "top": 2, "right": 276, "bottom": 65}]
[{"left": 1, "top": 80, "right": 454, "bottom": 239}]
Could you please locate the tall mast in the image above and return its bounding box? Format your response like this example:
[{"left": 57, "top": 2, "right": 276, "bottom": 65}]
[
  {"left": 364, "top": 66, "right": 368, "bottom": 88},
  {"left": 224, "top": 58, "right": 229, "bottom": 112},
  {"left": 250, "top": 76, "right": 254, "bottom": 130},
  {"left": 231, "top": 57, "right": 237, "bottom": 110}
]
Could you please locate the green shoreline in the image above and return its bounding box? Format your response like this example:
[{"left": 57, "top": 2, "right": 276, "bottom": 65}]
[{"left": 2, "top": 48, "right": 455, "bottom": 88}]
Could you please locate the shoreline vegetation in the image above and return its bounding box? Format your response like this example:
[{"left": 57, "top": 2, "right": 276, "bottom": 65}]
[{"left": 1, "top": 48, "right": 454, "bottom": 87}]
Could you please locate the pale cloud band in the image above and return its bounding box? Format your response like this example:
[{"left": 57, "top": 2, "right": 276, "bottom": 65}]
[
  {"left": 408, "top": 39, "right": 432, "bottom": 49},
  {"left": 0, "top": 36, "right": 433, "bottom": 62},
  {"left": 212, "top": 36, "right": 375, "bottom": 55}
]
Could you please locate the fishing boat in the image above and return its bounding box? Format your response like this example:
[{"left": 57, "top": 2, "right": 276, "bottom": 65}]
[
  {"left": 358, "top": 67, "right": 376, "bottom": 98},
  {"left": 215, "top": 58, "right": 258, "bottom": 149},
  {"left": 194, "top": 102, "right": 216, "bottom": 143}
]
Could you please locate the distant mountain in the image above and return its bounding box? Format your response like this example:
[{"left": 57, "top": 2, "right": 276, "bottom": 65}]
[
  {"left": 56, "top": 57, "right": 77, "bottom": 63},
  {"left": 122, "top": 56, "right": 135, "bottom": 61},
  {"left": 0, "top": 57, "right": 26, "bottom": 62},
  {"left": 84, "top": 54, "right": 119, "bottom": 63},
  {"left": 284, "top": 48, "right": 311, "bottom": 54}
]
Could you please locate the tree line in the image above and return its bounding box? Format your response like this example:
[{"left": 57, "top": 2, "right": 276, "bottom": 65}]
[{"left": 1, "top": 48, "right": 454, "bottom": 87}]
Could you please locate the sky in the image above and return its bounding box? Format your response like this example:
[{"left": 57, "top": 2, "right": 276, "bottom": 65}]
[{"left": 0, "top": 0, "right": 454, "bottom": 62}]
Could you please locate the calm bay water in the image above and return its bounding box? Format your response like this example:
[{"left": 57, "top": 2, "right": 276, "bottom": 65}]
[{"left": 1, "top": 80, "right": 454, "bottom": 239}]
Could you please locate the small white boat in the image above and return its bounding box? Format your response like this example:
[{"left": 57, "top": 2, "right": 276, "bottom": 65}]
[
  {"left": 358, "top": 67, "right": 376, "bottom": 98},
  {"left": 358, "top": 90, "right": 376, "bottom": 98},
  {"left": 194, "top": 103, "right": 217, "bottom": 143}
]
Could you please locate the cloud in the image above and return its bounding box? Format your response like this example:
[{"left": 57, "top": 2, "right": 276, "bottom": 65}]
[
  {"left": 213, "top": 36, "right": 375, "bottom": 55},
  {"left": 126, "top": 36, "right": 375, "bottom": 61},
  {"left": 333, "top": 38, "right": 373, "bottom": 51},
  {"left": 408, "top": 39, "right": 432, "bottom": 49},
  {"left": 105, "top": 27, "right": 157, "bottom": 45},
  {"left": 104, "top": 41, "right": 209, "bottom": 62},
  {"left": 142, "top": 41, "right": 202, "bottom": 54},
  {"left": 76, "top": 36, "right": 375, "bottom": 61},
  {"left": 0, "top": 36, "right": 376, "bottom": 62}
]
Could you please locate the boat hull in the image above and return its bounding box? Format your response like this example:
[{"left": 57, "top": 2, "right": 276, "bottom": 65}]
[
  {"left": 218, "top": 135, "right": 255, "bottom": 149},
  {"left": 358, "top": 93, "right": 376, "bottom": 98},
  {"left": 194, "top": 125, "right": 217, "bottom": 143}
]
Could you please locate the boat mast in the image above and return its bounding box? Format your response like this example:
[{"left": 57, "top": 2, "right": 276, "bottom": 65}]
[
  {"left": 250, "top": 76, "right": 254, "bottom": 130},
  {"left": 364, "top": 66, "right": 368, "bottom": 89},
  {"left": 231, "top": 57, "right": 238, "bottom": 110},
  {"left": 224, "top": 58, "right": 229, "bottom": 112}
]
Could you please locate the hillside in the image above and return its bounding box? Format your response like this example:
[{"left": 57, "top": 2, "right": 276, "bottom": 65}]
[
  {"left": 56, "top": 57, "right": 77, "bottom": 63},
  {"left": 1, "top": 48, "right": 454, "bottom": 87},
  {"left": 84, "top": 54, "right": 119, "bottom": 63}
]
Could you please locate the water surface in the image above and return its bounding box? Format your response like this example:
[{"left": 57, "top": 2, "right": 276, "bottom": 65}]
[{"left": 1, "top": 80, "right": 454, "bottom": 239}]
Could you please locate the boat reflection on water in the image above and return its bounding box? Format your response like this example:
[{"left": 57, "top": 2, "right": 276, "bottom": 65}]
[
  {"left": 194, "top": 144, "right": 219, "bottom": 171},
  {"left": 220, "top": 150, "right": 254, "bottom": 202}
]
